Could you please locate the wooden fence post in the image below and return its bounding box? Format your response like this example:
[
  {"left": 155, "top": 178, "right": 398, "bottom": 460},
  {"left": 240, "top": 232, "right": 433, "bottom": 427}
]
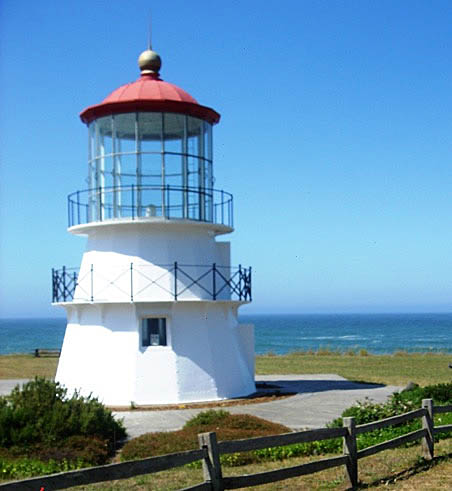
[
  {"left": 343, "top": 416, "right": 358, "bottom": 489},
  {"left": 198, "top": 431, "right": 223, "bottom": 491},
  {"left": 422, "top": 398, "right": 434, "bottom": 460}
]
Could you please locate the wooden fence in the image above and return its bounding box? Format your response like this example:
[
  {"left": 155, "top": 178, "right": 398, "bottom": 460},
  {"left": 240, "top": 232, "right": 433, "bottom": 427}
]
[{"left": 1, "top": 398, "right": 451, "bottom": 490}]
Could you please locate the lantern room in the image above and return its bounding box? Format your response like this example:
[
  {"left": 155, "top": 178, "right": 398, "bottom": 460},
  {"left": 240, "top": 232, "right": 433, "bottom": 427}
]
[{"left": 72, "top": 49, "right": 227, "bottom": 227}]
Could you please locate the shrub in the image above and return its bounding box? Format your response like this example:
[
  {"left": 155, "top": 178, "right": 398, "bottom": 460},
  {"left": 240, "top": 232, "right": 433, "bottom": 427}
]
[
  {"left": 0, "top": 378, "right": 126, "bottom": 454},
  {"left": 183, "top": 409, "right": 230, "bottom": 428},
  {"left": 121, "top": 411, "right": 291, "bottom": 463},
  {"left": 327, "top": 382, "right": 452, "bottom": 451}
]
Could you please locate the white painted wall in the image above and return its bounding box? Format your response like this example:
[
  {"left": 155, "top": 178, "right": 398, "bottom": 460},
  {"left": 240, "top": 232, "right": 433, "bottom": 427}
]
[
  {"left": 56, "top": 301, "right": 255, "bottom": 406},
  {"left": 73, "top": 223, "right": 231, "bottom": 303}
]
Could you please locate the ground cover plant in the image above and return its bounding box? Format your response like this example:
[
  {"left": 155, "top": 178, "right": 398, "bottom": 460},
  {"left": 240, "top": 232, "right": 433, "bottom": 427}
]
[{"left": 0, "top": 378, "right": 126, "bottom": 480}]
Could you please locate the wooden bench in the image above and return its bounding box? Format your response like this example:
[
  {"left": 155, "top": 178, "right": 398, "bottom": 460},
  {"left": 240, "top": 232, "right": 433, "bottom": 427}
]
[{"left": 34, "top": 349, "right": 61, "bottom": 358}]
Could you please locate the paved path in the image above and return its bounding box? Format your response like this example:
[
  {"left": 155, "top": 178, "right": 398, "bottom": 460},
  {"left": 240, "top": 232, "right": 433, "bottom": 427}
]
[
  {"left": 113, "top": 375, "right": 402, "bottom": 438},
  {"left": 0, "top": 375, "right": 402, "bottom": 439}
]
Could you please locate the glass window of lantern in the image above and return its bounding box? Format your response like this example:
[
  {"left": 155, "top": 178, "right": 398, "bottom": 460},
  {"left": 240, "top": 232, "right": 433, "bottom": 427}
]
[
  {"left": 164, "top": 153, "right": 183, "bottom": 187},
  {"left": 97, "top": 116, "right": 113, "bottom": 156},
  {"left": 139, "top": 113, "right": 162, "bottom": 154},
  {"left": 141, "top": 318, "right": 167, "bottom": 347},
  {"left": 115, "top": 113, "right": 136, "bottom": 154},
  {"left": 163, "top": 113, "right": 184, "bottom": 154},
  {"left": 88, "top": 123, "right": 96, "bottom": 188}
]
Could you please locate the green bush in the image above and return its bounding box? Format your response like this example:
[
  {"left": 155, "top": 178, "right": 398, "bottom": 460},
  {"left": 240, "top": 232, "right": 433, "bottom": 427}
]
[
  {"left": 325, "top": 382, "right": 452, "bottom": 451},
  {"left": 0, "top": 377, "right": 126, "bottom": 465},
  {"left": 183, "top": 409, "right": 230, "bottom": 428}
]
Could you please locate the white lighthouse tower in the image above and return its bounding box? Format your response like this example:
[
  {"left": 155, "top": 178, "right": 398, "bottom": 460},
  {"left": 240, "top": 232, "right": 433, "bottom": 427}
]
[{"left": 53, "top": 47, "right": 255, "bottom": 406}]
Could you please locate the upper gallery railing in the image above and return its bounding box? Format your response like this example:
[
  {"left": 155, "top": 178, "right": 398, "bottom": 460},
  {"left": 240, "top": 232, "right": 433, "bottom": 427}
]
[
  {"left": 67, "top": 185, "right": 233, "bottom": 228},
  {"left": 52, "top": 263, "right": 252, "bottom": 303}
]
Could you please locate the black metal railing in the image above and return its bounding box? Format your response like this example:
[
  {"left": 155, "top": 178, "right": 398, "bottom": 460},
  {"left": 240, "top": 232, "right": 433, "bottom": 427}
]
[
  {"left": 52, "top": 263, "right": 251, "bottom": 303},
  {"left": 67, "top": 185, "right": 233, "bottom": 228}
]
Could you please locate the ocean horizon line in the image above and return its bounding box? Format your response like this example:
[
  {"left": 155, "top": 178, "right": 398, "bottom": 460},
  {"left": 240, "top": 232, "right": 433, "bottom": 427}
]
[{"left": 2, "top": 311, "right": 452, "bottom": 321}]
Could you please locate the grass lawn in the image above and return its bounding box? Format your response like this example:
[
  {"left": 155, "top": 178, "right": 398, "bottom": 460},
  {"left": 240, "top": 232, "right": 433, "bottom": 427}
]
[
  {"left": 0, "top": 354, "right": 58, "bottom": 379},
  {"left": 256, "top": 351, "right": 452, "bottom": 386},
  {"left": 1, "top": 352, "right": 450, "bottom": 386},
  {"left": 68, "top": 438, "right": 452, "bottom": 490}
]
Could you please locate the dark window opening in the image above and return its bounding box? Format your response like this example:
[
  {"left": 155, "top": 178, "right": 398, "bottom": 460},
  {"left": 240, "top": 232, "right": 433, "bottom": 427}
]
[{"left": 142, "top": 318, "right": 167, "bottom": 347}]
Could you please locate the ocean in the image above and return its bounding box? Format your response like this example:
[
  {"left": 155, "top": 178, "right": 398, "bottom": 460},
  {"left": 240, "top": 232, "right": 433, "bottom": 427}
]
[{"left": 0, "top": 313, "right": 451, "bottom": 356}]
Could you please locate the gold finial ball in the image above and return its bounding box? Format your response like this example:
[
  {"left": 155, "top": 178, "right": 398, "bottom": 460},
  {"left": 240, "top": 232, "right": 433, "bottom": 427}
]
[{"left": 138, "top": 49, "right": 162, "bottom": 75}]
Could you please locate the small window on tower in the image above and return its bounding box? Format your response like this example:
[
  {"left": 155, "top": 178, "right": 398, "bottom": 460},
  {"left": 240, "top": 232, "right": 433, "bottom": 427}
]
[{"left": 141, "top": 318, "right": 167, "bottom": 347}]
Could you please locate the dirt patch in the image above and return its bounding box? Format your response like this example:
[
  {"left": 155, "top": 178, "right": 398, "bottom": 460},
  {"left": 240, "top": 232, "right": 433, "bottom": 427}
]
[{"left": 109, "top": 390, "right": 296, "bottom": 412}]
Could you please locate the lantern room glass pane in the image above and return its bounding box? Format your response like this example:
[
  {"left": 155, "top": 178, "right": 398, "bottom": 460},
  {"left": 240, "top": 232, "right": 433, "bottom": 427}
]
[
  {"left": 139, "top": 113, "right": 162, "bottom": 153},
  {"left": 163, "top": 113, "right": 184, "bottom": 154},
  {"left": 97, "top": 116, "right": 113, "bottom": 156},
  {"left": 115, "top": 114, "right": 136, "bottom": 153}
]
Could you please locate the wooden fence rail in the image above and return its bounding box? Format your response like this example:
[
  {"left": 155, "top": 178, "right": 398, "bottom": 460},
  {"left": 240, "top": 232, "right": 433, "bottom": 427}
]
[{"left": 1, "top": 398, "right": 451, "bottom": 490}]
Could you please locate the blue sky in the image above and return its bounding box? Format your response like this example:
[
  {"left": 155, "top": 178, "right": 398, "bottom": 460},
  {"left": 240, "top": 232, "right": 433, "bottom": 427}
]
[{"left": 1, "top": 0, "right": 452, "bottom": 317}]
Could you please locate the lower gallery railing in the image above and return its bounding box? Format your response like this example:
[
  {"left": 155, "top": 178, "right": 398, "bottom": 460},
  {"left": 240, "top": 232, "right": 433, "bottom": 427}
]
[{"left": 52, "top": 263, "right": 252, "bottom": 303}]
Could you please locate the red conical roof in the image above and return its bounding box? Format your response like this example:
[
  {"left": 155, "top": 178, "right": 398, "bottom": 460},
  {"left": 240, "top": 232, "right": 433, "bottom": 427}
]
[{"left": 80, "top": 52, "right": 220, "bottom": 125}]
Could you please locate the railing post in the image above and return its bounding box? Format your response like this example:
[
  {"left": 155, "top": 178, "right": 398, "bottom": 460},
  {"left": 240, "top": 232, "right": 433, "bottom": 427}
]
[
  {"left": 131, "top": 184, "right": 135, "bottom": 220},
  {"left": 162, "top": 184, "right": 166, "bottom": 218},
  {"left": 98, "top": 186, "right": 102, "bottom": 222},
  {"left": 343, "top": 416, "right": 358, "bottom": 490},
  {"left": 90, "top": 264, "right": 94, "bottom": 302},
  {"left": 73, "top": 272, "right": 77, "bottom": 300},
  {"left": 198, "top": 432, "right": 223, "bottom": 491},
  {"left": 62, "top": 266, "right": 67, "bottom": 302},
  {"left": 212, "top": 263, "right": 217, "bottom": 300},
  {"left": 422, "top": 398, "right": 434, "bottom": 460},
  {"left": 238, "top": 264, "right": 242, "bottom": 301},
  {"left": 174, "top": 261, "right": 178, "bottom": 300},
  {"left": 248, "top": 267, "right": 252, "bottom": 301},
  {"left": 52, "top": 268, "right": 56, "bottom": 302},
  {"left": 130, "top": 263, "right": 134, "bottom": 302}
]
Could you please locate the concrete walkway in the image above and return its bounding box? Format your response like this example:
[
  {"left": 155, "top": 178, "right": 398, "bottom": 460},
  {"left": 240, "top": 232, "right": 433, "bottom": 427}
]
[
  {"left": 0, "top": 375, "right": 402, "bottom": 439},
  {"left": 113, "top": 375, "right": 402, "bottom": 439}
]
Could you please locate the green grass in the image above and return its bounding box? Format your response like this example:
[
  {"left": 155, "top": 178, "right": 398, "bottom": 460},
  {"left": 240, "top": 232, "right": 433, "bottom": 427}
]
[
  {"left": 256, "top": 351, "right": 451, "bottom": 386},
  {"left": 0, "top": 355, "right": 58, "bottom": 380},
  {"left": 1, "top": 352, "right": 450, "bottom": 387}
]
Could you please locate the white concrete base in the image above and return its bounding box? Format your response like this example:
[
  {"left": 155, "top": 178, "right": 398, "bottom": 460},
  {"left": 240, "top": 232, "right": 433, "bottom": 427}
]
[{"left": 55, "top": 301, "right": 255, "bottom": 406}]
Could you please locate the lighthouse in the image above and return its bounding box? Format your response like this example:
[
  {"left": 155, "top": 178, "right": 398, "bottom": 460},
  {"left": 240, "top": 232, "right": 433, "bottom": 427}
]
[{"left": 52, "top": 47, "right": 255, "bottom": 406}]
